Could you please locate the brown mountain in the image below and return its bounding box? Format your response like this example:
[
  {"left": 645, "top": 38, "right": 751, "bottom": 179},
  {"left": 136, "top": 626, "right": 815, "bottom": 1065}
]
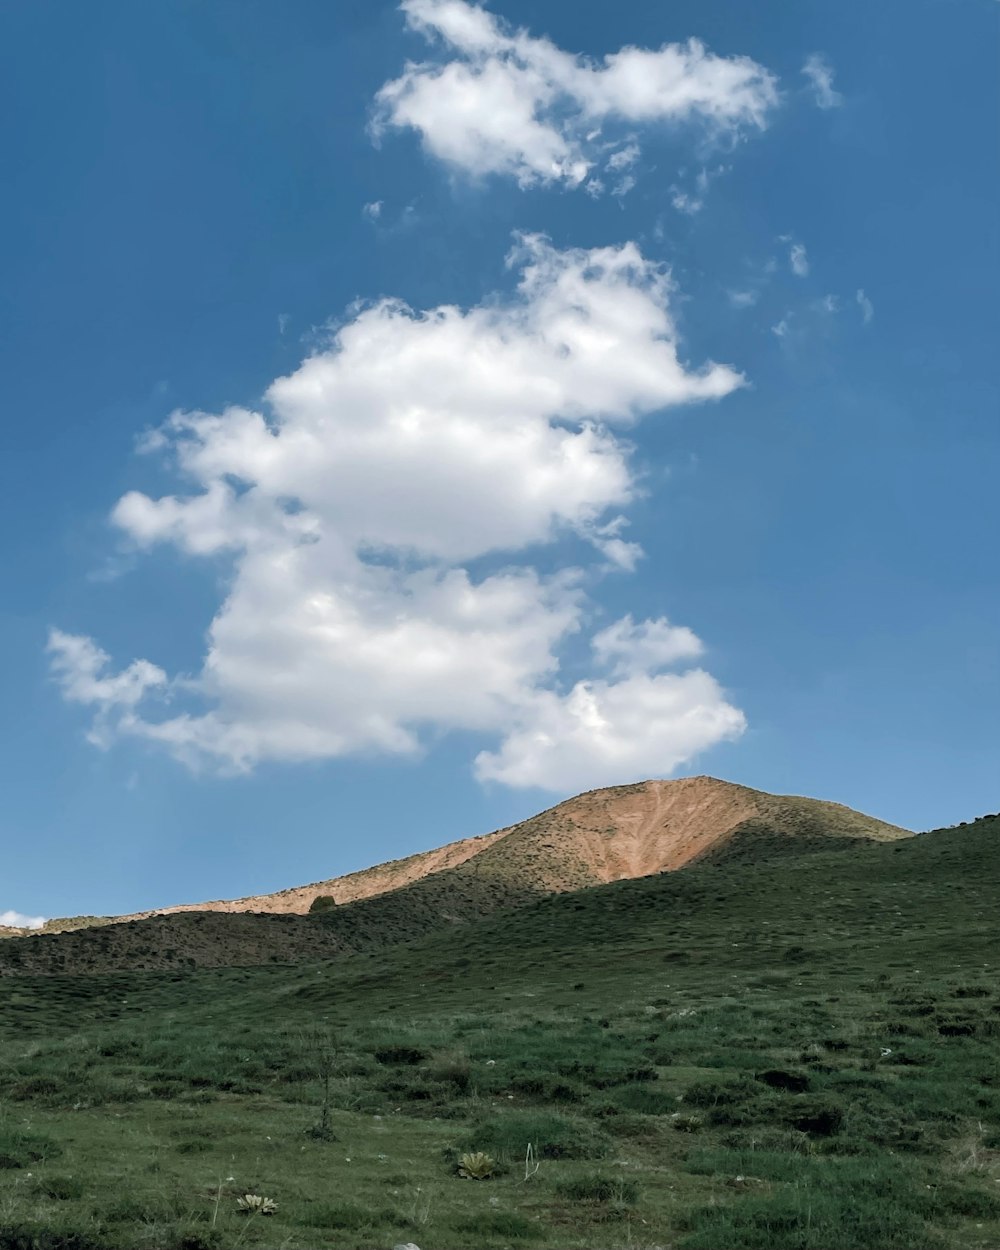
[
  {"left": 114, "top": 775, "right": 913, "bottom": 917},
  {"left": 0, "top": 776, "right": 910, "bottom": 974}
]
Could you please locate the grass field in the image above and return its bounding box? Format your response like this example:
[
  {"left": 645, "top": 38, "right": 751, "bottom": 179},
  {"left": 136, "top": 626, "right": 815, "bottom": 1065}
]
[{"left": 0, "top": 816, "right": 997, "bottom": 1249}]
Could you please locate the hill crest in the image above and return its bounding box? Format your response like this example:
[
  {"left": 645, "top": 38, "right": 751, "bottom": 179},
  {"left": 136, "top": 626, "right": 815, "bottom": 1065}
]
[{"left": 15, "top": 776, "right": 911, "bottom": 936}]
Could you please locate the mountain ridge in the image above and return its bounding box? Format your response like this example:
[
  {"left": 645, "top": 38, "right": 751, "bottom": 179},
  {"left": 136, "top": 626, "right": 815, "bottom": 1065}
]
[
  {"left": 5, "top": 775, "right": 910, "bottom": 936},
  {"left": 0, "top": 777, "right": 911, "bottom": 973}
]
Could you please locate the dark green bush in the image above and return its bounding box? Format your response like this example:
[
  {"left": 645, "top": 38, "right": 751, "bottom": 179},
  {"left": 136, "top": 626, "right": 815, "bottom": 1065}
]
[
  {"left": 511, "top": 1073, "right": 584, "bottom": 1103},
  {"left": 373, "top": 1044, "right": 427, "bottom": 1066},
  {"left": 308, "top": 895, "right": 337, "bottom": 913}
]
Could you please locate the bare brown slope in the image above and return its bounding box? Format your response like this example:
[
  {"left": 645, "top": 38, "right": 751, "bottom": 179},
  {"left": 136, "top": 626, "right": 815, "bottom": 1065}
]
[
  {"left": 433, "top": 776, "right": 910, "bottom": 896},
  {"left": 115, "top": 827, "right": 510, "bottom": 925}
]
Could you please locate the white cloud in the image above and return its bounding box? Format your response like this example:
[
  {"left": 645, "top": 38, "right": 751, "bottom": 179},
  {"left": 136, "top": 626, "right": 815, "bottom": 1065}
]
[
  {"left": 373, "top": 0, "right": 779, "bottom": 190},
  {"left": 51, "top": 237, "right": 745, "bottom": 789},
  {"left": 363, "top": 200, "right": 383, "bottom": 220},
  {"left": 728, "top": 289, "right": 758, "bottom": 308},
  {"left": 48, "top": 631, "right": 166, "bottom": 711},
  {"left": 48, "top": 630, "right": 169, "bottom": 749},
  {"left": 606, "top": 143, "right": 639, "bottom": 172},
  {"left": 815, "top": 294, "right": 838, "bottom": 313},
  {"left": 771, "top": 317, "right": 790, "bottom": 338},
  {"left": 587, "top": 516, "right": 643, "bottom": 571},
  {"left": 592, "top": 614, "right": 704, "bottom": 675},
  {"left": 475, "top": 668, "right": 745, "bottom": 791},
  {"left": 788, "top": 242, "right": 809, "bottom": 277},
  {"left": 0, "top": 910, "right": 46, "bottom": 930},
  {"left": 802, "top": 54, "right": 843, "bottom": 110},
  {"left": 857, "top": 288, "right": 874, "bottom": 324}
]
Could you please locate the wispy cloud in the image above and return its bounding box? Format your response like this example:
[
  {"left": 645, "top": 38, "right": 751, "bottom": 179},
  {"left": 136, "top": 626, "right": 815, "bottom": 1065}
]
[
  {"left": 802, "top": 54, "right": 843, "bottom": 109},
  {"left": 362, "top": 200, "right": 383, "bottom": 221},
  {"left": 728, "top": 289, "right": 759, "bottom": 309},
  {"left": 670, "top": 165, "right": 729, "bottom": 216},
  {"left": 788, "top": 241, "right": 809, "bottom": 277},
  {"left": 856, "top": 288, "right": 874, "bottom": 324}
]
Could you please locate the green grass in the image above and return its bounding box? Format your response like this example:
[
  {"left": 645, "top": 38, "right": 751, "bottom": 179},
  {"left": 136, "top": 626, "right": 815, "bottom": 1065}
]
[{"left": 0, "top": 816, "right": 996, "bottom": 1247}]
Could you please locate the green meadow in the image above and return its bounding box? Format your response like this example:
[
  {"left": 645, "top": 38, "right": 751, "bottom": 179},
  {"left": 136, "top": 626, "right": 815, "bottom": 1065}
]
[{"left": 0, "top": 816, "right": 997, "bottom": 1249}]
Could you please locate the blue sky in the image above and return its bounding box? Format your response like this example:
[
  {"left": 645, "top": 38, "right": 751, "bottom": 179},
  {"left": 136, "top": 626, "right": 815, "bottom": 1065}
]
[{"left": 1, "top": 0, "right": 997, "bottom": 924}]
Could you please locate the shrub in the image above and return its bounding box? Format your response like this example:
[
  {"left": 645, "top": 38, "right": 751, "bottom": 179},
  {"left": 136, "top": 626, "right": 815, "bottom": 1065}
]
[
  {"left": 374, "top": 1044, "right": 427, "bottom": 1066},
  {"left": 428, "top": 1050, "right": 472, "bottom": 1093},
  {"left": 308, "top": 895, "right": 337, "bottom": 913},
  {"left": 511, "top": 1073, "right": 584, "bottom": 1103},
  {"left": 783, "top": 1098, "right": 845, "bottom": 1136},
  {"left": 756, "top": 1068, "right": 810, "bottom": 1093}
]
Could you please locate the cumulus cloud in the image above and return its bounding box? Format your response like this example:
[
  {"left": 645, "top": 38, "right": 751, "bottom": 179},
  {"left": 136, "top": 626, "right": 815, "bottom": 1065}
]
[
  {"left": 802, "top": 54, "right": 843, "bottom": 109},
  {"left": 373, "top": 0, "right": 778, "bottom": 189},
  {"left": 857, "top": 288, "right": 874, "bottom": 324},
  {"left": 788, "top": 241, "right": 809, "bottom": 277},
  {"left": 50, "top": 236, "right": 746, "bottom": 790},
  {"left": 0, "top": 910, "right": 46, "bottom": 930},
  {"left": 475, "top": 668, "right": 745, "bottom": 790}
]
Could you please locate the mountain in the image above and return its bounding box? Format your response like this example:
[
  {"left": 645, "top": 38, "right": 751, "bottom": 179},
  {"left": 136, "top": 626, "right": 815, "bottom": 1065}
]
[
  {"left": 76, "top": 775, "right": 915, "bottom": 920},
  {"left": 0, "top": 776, "right": 910, "bottom": 975}
]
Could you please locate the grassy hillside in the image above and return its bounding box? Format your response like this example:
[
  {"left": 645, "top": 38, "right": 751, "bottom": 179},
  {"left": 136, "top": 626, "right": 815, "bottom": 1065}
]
[{"left": 0, "top": 816, "right": 996, "bottom": 1249}]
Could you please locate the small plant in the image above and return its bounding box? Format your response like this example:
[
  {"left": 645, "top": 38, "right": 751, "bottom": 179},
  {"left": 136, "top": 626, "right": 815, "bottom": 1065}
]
[
  {"left": 236, "top": 1194, "right": 277, "bottom": 1214},
  {"left": 458, "top": 1150, "right": 496, "bottom": 1179},
  {"left": 671, "top": 1112, "right": 704, "bottom": 1132},
  {"left": 302, "top": 1027, "right": 339, "bottom": 1141}
]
